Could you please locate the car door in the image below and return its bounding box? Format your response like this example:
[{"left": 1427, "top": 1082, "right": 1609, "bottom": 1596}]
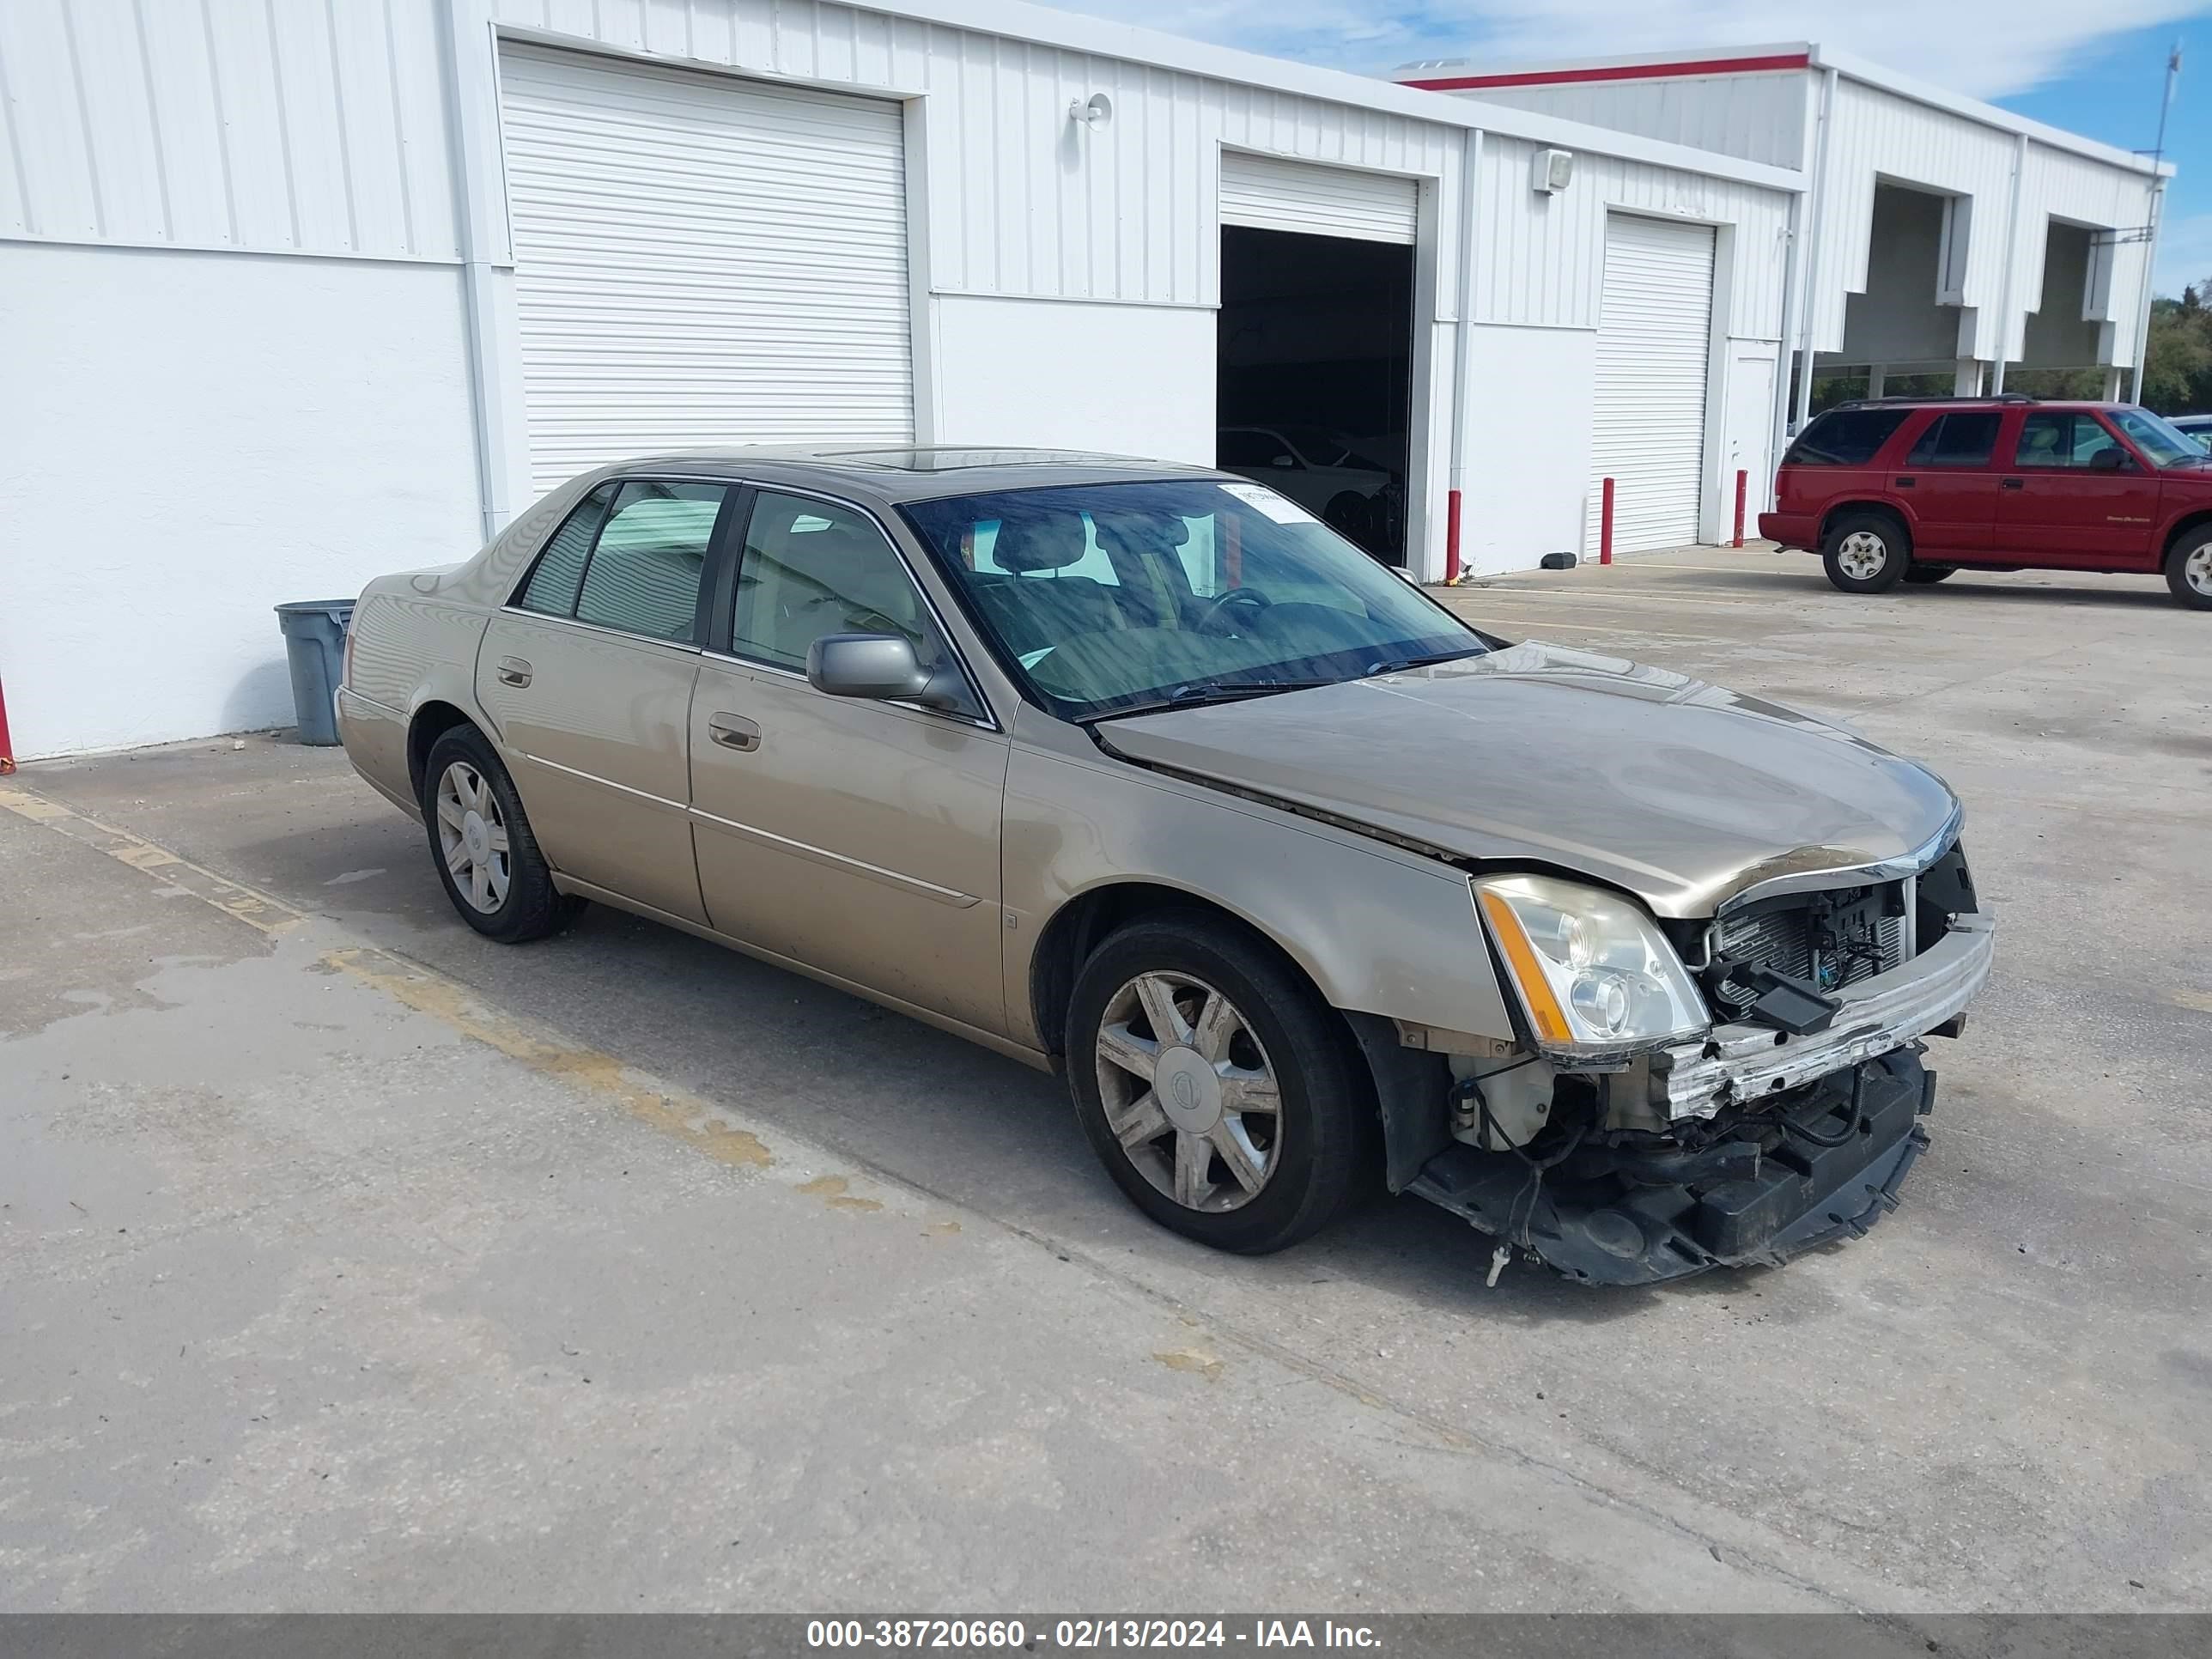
[
  {"left": 688, "top": 486, "right": 1012, "bottom": 1036},
  {"left": 1995, "top": 410, "right": 2162, "bottom": 568},
  {"left": 1889, "top": 410, "right": 2002, "bottom": 557},
  {"left": 476, "top": 478, "right": 733, "bottom": 924}
]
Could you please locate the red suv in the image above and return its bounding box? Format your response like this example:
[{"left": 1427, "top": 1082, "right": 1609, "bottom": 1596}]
[{"left": 1759, "top": 398, "right": 2212, "bottom": 610}]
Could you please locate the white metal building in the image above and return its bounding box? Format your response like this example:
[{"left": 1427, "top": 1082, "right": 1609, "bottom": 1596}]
[
  {"left": 0, "top": 6, "right": 2143, "bottom": 762},
  {"left": 1400, "top": 45, "right": 2171, "bottom": 441}
]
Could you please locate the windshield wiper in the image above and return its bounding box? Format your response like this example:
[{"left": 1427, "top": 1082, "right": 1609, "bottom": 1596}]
[
  {"left": 1364, "top": 647, "right": 1486, "bottom": 676},
  {"left": 1084, "top": 678, "right": 1338, "bottom": 722}
]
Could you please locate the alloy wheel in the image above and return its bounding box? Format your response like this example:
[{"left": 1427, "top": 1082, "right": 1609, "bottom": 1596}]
[
  {"left": 1836, "top": 531, "right": 1890, "bottom": 581},
  {"left": 2188, "top": 544, "right": 2212, "bottom": 598},
  {"left": 1093, "top": 970, "right": 1282, "bottom": 1212},
  {"left": 434, "top": 761, "right": 511, "bottom": 915}
]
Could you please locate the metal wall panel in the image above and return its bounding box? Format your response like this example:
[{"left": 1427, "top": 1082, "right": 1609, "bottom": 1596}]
[
  {"left": 1465, "top": 73, "right": 1808, "bottom": 170},
  {"left": 1472, "top": 133, "right": 1790, "bottom": 340},
  {"left": 1219, "top": 150, "right": 1419, "bottom": 244},
  {"left": 0, "top": 0, "right": 461, "bottom": 258},
  {"left": 492, "top": 0, "right": 1464, "bottom": 313},
  {"left": 2014, "top": 143, "right": 2160, "bottom": 365}
]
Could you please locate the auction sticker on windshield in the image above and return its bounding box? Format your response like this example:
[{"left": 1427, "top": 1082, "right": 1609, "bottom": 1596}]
[{"left": 1218, "top": 481, "right": 1316, "bottom": 523}]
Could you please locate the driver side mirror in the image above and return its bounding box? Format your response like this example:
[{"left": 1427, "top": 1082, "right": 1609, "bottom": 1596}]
[
  {"left": 2089, "top": 447, "right": 2130, "bottom": 472},
  {"left": 1271, "top": 454, "right": 1297, "bottom": 469},
  {"left": 805, "top": 633, "right": 968, "bottom": 711}
]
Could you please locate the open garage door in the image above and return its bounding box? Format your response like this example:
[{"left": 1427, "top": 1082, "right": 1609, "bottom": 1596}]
[
  {"left": 1589, "top": 214, "right": 1716, "bottom": 554},
  {"left": 500, "top": 44, "right": 914, "bottom": 496},
  {"left": 1217, "top": 156, "right": 1417, "bottom": 565}
]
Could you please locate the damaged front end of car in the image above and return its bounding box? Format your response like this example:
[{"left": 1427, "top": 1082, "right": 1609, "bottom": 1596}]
[{"left": 1395, "top": 837, "right": 1994, "bottom": 1286}]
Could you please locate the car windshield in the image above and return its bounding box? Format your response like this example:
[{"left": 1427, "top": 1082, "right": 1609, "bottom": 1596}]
[
  {"left": 899, "top": 478, "right": 1484, "bottom": 721},
  {"left": 2110, "top": 407, "right": 2208, "bottom": 466}
]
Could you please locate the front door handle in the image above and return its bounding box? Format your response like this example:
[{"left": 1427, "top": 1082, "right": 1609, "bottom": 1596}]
[
  {"left": 1999, "top": 477, "right": 2024, "bottom": 490},
  {"left": 708, "top": 713, "right": 762, "bottom": 752},
  {"left": 495, "top": 656, "right": 533, "bottom": 687}
]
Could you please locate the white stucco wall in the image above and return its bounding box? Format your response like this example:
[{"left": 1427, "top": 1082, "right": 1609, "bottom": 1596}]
[{"left": 0, "top": 243, "right": 483, "bottom": 759}]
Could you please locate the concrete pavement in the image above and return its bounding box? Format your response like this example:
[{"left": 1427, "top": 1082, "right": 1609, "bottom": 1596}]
[{"left": 3, "top": 547, "right": 2207, "bottom": 1612}]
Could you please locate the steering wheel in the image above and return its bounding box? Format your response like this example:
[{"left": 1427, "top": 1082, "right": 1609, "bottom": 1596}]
[{"left": 1197, "top": 586, "right": 1273, "bottom": 635}]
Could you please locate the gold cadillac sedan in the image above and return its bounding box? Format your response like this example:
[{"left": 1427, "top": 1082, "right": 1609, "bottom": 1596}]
[{"left": 337, "top": 448, "right": 1993, "bottom": 1285}]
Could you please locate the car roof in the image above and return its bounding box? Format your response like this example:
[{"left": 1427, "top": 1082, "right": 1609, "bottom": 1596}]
[
  {"left": 1817, "top": 397, "right": 2128, "bottom": 415},
  {"left": 592, "top": 444, "right": 1223, "bottom": 504}
]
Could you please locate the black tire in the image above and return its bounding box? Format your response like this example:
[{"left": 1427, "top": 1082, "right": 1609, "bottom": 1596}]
[
  {"left": 1903, "top": 564, "right": 1958, "bottom": 585},
  {"left": 418, "top": 724, "right": 584, "bottom": 943},
  {"left": 1820, "top": 512, "right": 1911, "bottom": 593},
  {"left": 1065, "top": 912, "right": 1375, "bottom": 1254},
  {"left": 2165, "top": 527, "right": 2212, "bottom": 611}
]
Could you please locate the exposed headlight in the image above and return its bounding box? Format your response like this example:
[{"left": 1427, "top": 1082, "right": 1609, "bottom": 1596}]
[{"left": 1474, "top": 874, "right": 1709, "bottom": 1058}]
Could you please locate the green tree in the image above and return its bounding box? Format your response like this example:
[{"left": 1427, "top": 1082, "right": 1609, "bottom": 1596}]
[{"left": 2141, "top": 285, "right": 2212, "bottom": 414}]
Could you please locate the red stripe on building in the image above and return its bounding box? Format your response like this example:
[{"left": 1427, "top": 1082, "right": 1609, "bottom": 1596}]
[{"left": 1401, "top": 52, "right": 1810, "bottom": 92}]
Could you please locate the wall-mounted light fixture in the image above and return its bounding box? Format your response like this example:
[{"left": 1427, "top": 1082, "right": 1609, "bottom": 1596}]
[
  {"left": 1068, "top": 92, "right": 1113, "bottom": 130},
  {"left": 1532, "top": 148, "right": 1575, "bottom": 194}
]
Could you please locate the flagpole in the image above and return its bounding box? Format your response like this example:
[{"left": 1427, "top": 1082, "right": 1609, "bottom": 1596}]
[{"left": 2132, "top": 42, "right": 2181, "bottom": 404}]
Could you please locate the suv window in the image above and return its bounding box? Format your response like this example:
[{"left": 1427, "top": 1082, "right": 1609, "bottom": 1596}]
[
  {"left": 1905, "top": 412, "right": 2002, "bottom": 469},
  {"left": 573, "top": 481, "right": 725, "bottom": 642},
  {"left": 2014, "top": 412, "right": 2121, "bottom": 470},
  {"left": 732, "top": 491, "right": 960, "bottom": 694},
  {"left": 517, "top": 483, "right": 616, "bottom": 616},
  {"left": 1784, "top": 408, "right": 1912, "bottom": 466}
]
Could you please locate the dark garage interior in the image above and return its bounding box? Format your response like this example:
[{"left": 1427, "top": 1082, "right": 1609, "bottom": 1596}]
[{"left": 1216, "top": 226, "right": 1414, "bottom": 565}]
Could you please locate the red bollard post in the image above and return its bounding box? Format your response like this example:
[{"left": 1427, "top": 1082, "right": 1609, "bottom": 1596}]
[
  {"left": 1599, "top": 477, "right": 1615, "bottom": 566},
  {"left": 1732, "top": 469, "right": 1747, "bottom": 548},
  {"left": 0, "top": 675, "right": 14, "bottom": 775},
  {"left": 1444, "top": 489, "right": 1463, "bottom": 584}
]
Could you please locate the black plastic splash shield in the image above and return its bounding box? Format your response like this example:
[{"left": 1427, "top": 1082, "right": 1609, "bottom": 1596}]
[{"left": 1408, "top": 1050, "right": 1935, "bottom": 1286}]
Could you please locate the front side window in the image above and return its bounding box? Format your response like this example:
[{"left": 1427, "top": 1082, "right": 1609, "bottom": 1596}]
[
  {"left": 2013, "top": 412, "right": 2123, "bottom": 470},
  {"left": 1905, "top": 412, "right": 2002, "bottom": 469},
  {"left": 732, "top": 490, "right": 949, "bottom": 678},
  {"left": 1785, "top": 407, "right": 1912, "bottom": 466},
  {"left": 900, "top": 478, "right": 1484, "bottom": 721}
]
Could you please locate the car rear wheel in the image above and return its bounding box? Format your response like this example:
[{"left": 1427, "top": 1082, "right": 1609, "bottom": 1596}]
[
  {"left": 2166, "top": 529, "right": 2212, "bottom": 611},
  {"left": 420, "top": 724, "right": 583, "bottom": 943},
  {"left": 1066, "top": 914, "right": 1372, "bottom": 1254},
  {"left": 1903, "top": 563, "right": 1958, "bottom": 585},
  {"left": 1822, "top": 514, "right": 1910, "bottom": 593}
]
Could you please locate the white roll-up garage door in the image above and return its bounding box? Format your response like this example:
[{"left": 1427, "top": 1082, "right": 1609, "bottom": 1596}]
[
  {"left": 1219, "top": 152, "right": 1419, "bottom": 245},
  {"left": 1589, "top": 214, "right": 1716, "bottom": 554},
  {"left": 499, "top": 45, "right": 914, "bottom": 495}
]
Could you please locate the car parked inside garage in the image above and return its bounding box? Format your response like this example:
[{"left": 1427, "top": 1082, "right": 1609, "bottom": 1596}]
[
  {"left": 339, "top": 447, "right": 1993, "bottom": 1285},
  {"left": 1760, "top": 397, "right": 2212, "bottom": 607}
]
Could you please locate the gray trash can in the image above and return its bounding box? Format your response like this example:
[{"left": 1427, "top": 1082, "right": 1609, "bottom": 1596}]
[{"left": 274, "top": 600, "right": 356, "bottom": 745}]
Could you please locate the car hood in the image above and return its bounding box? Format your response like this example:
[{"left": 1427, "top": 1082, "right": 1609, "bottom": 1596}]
[{"left": 1098, "top": 641, "right": 1960, "bottom": 918}]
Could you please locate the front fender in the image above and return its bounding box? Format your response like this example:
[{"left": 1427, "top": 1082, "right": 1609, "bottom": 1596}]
[{"left": 1000, "top": 715, "right": 1516, "bottom": 1056}]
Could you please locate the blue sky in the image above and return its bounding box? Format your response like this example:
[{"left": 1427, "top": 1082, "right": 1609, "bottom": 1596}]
[{"left": 1067, "top": 3, "right": 2212, "bottom": 296}]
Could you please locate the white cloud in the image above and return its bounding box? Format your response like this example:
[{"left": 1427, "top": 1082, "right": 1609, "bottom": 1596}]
[{"left": 1061, "top": 1, "right": 2208, "bottom": 100}]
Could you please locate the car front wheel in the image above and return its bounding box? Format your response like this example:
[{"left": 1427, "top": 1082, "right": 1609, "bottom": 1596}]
[
  {"left": 1066, "top": 915, "right": 1372, "bottom": 1254},
  {"left": 2166, "top": 529, "right": 2212, "bottom": 611},
  {"left": 1822, "top": 514, "right": 1910, "bottom": 593},
  {"left": 420, "top": 724, "right": 583, "bottom": 942}
]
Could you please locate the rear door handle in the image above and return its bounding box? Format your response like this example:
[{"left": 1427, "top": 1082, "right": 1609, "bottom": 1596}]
[
  {"left": 495, "top": 656, "right": 533, "bottom": 687},
  {"left": 1999, "top": 477, "right": 2024, "bottom": 490},
  {"left": 708, "top": 713, "right": 761, "bottom": 752}
]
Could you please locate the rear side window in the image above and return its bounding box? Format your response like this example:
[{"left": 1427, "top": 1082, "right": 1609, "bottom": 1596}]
[
  {"left": 1905, "top": 412, "right": 2002, "bottom": 469},
  {"left": 574, "top": 481, "right": 726, "bottom": 642},
  {"left": 1785, "top": 408, "right": 1912, "bottom": 466},
  {"left": 517, "top": 484, "right": 615, "bottom": 615}
]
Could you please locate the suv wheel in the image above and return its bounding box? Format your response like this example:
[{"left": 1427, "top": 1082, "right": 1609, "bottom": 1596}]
[
  {"left": 1822, "top": 514, "right": 1910, "bottom": 593},
  {"left": 1066, "top": 914, "right": 1372, "bottom": 1254},
  {"left": 2166, "top": 528, "right": 2212, "bottom": 611},
  {"left": 420, "top": 724, "right": 584, "bottom": 942}
]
